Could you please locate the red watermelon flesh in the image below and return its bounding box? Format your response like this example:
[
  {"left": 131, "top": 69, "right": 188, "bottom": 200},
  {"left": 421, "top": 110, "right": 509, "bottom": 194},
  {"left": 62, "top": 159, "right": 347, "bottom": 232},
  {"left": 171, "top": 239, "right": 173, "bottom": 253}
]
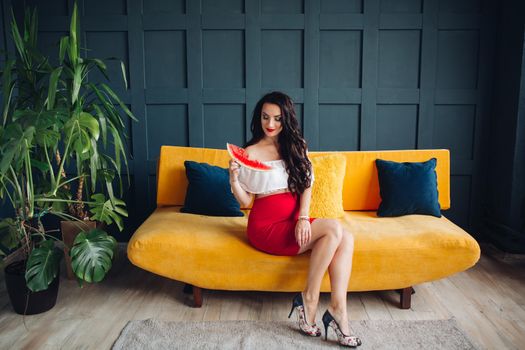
[{"left": 226, "top": 143, "right": 273, "bottom": 171}]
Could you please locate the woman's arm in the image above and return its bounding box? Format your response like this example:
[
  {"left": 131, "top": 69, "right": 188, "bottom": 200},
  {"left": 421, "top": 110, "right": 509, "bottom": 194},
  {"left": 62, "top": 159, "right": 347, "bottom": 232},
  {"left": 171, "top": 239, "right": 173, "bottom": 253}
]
[
  {"left": 229, "top": 159, "right": 254, "bottom": 207},
  {"left": 295, "top": 186, "right": 313, "bottom": 247},
  {"left": 295, "top": 153, "right": 314, "bottom": 247},
  {"left": 298, "top": 186, "right": 312, "bottom": 218},
  {"left": 299, "top": 149, "right": 314, "bottom": 217}
]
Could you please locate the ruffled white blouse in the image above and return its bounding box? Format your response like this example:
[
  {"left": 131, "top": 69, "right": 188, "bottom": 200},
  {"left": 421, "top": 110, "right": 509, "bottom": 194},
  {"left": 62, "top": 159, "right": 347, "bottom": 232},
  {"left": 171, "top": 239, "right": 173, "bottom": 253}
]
[{"left": 238, "top": 159, "right": 314, "bottom": 194}]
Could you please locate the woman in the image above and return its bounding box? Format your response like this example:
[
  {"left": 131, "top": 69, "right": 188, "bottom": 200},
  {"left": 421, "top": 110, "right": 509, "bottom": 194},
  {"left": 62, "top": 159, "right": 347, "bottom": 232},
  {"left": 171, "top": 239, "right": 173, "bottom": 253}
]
[{"left": 228, "top": 91, "right": 361, "bottom": 347}]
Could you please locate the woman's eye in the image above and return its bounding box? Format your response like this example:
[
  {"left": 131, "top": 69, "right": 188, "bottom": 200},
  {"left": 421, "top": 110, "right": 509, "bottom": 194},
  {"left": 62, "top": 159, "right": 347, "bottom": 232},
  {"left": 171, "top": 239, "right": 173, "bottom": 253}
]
[
  {"left": 262, "top": 115, "right": 268, "bottom": 119},
  {"left": 275, "top": 117, "right": 282, "bottom": 122}
]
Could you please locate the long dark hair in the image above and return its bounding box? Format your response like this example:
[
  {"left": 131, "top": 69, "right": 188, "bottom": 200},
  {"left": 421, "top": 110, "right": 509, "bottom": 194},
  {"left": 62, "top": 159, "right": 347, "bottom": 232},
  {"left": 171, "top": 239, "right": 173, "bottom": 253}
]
[{"left": 245, "top": 91, "right": 312, "bottom": 194}]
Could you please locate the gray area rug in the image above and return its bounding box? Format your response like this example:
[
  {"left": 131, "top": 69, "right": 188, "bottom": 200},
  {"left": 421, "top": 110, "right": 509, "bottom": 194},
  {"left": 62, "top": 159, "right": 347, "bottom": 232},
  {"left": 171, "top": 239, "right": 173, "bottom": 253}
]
[{"left": 112, "top": 318, "right": 479, "bottom": 350}]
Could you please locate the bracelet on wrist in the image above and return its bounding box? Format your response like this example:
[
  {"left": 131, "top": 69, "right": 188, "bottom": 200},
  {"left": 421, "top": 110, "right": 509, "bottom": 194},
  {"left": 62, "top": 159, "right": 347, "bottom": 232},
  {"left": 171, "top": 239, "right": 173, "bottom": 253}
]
[{"left": 298, "top": 215, "right": 310, "bottom": 221}]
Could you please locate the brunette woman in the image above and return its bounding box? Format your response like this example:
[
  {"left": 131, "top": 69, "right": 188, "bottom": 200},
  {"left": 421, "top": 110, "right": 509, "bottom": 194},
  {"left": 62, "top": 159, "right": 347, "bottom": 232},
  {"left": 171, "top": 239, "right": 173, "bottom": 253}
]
[{"left": 228, "top": 91, "right": 361, "bottom": 347}]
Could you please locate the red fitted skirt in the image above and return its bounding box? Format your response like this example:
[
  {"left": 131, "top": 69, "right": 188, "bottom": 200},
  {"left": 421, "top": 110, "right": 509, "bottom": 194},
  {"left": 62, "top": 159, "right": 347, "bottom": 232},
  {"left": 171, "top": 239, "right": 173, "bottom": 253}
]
[{"left": 247, "top": 192, "right": 317, "bottom": 256}]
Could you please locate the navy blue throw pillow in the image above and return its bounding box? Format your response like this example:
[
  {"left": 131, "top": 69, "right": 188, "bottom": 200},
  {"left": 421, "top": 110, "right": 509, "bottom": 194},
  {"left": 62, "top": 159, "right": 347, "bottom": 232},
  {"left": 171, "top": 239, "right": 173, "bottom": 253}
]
[
  {"left": 181, "top": 161, "right": 244, "bottom": 217},
  {"left": 375, "top": 158, "right": 441, "bottom": 217}
]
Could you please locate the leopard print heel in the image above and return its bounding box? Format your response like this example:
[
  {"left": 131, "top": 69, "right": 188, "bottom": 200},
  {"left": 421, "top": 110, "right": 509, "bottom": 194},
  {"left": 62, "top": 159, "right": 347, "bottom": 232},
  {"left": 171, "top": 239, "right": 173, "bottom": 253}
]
[
  {"left": 288, "top": 293, "right": 321, "bottom": 337},
  {"left": 322, "top": 310, "right": 362, "bottom": 347}
]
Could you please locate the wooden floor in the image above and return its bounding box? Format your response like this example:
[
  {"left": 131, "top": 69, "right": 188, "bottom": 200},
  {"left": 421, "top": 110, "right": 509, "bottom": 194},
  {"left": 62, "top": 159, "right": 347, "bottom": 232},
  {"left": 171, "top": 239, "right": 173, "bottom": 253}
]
[{"left": 1, "top": 243, "right": 524, "bottom": 350}]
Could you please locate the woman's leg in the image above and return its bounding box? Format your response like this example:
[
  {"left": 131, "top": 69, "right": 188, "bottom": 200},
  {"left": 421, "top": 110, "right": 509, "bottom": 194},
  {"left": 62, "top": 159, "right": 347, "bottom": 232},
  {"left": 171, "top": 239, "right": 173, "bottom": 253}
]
[
  {"left": 327, "top": 228, "right": 355, "bottom": 335},
  {"left": 296, "top": 219, "right": 343, "bottom": 324}
]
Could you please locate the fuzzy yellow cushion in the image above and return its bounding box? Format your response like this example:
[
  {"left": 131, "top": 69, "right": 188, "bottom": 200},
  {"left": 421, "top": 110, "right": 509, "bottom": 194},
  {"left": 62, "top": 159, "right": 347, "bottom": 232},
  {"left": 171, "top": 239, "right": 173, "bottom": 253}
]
[{"left": 309, "top": 154, "right": 347, "bottom": 218}]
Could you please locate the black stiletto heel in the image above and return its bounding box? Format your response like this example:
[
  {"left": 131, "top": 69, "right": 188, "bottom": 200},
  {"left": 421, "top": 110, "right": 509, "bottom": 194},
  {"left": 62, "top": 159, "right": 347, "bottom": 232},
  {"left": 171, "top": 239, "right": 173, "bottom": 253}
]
[
  {"left": 288, "top": 293, "right": 321, "bottom": 337},
  {"left": 288, "top": 304, "right": 294, "bottom": 319},
  {"left": 288, "top": 294, "right": 300, "bottom": 318},
  {"left": 322, "top": 310, "right": 362, "bottom": 347},
  {"left": 323, "top": 314, "right": 329, "bottom": 341}
]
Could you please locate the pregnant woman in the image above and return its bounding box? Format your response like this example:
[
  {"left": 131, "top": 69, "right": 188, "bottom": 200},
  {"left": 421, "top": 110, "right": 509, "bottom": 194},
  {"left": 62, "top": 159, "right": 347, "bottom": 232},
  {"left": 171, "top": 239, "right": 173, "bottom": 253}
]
[{"left": 228, "top": 91, "right": 361, "bottom": 347}]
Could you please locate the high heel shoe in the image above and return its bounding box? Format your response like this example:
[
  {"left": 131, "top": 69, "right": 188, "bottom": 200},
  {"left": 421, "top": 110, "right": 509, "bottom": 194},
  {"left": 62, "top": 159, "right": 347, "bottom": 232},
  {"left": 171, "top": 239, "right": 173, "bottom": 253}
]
[
  {"left": 287, "top": 293, "right": 321, "bottom": 337},
  {"left": 322, "top": 310, "right": 362, "bottom": 347}
]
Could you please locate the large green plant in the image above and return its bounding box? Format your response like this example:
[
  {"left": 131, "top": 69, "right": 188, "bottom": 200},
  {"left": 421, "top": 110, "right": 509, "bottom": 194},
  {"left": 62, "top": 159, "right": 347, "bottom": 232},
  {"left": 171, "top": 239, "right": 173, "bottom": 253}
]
[
  {"left": 48, "top": 2, "right": 136, "bottom": 222},
  {"left": 0, "top": 8, "right": 65, "bottom": 291},
  {"left": 0, "top": 3, "right": 135, "bottom": 292}
]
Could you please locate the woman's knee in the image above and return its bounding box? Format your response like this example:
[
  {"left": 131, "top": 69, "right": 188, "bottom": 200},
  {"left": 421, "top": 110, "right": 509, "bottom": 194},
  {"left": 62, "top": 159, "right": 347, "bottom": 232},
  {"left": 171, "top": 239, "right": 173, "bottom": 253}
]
[
  {"left": 326, "top": 220, "right": 343, "bottom": 242},
  {"left": 341, "top": 229, "right": 355, "bottom": 251}
]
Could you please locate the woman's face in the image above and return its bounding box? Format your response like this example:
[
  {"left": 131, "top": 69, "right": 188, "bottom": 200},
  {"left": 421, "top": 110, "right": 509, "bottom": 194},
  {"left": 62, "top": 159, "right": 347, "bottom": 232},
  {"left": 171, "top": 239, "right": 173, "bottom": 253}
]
[{"left": 261, "top": 103, "right": 283, "bottom": 138}]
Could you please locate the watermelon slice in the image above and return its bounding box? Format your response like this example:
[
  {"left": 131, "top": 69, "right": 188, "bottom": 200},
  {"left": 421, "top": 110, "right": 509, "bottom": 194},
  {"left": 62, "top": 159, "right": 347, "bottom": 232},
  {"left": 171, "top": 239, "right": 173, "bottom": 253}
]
[{"left": 226, "top": 143, "right": 273, "bottom": 171}]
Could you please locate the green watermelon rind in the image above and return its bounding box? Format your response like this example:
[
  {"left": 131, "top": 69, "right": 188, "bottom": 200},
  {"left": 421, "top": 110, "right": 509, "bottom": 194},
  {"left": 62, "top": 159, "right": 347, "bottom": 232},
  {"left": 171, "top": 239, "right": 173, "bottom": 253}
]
[{"left": 226, "top": 143, "right": 273, "bottom": 171}]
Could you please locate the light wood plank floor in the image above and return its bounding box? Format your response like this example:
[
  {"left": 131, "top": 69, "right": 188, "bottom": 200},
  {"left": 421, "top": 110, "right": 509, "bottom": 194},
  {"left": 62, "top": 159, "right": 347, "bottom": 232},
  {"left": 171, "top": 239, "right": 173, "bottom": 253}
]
[{"left": 1, "top": 243, "right": 524, "bottom": 350}]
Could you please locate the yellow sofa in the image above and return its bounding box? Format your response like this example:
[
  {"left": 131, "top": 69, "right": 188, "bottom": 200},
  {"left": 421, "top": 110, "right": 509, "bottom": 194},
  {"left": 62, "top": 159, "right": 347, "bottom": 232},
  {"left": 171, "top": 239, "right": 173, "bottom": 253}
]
[{"left": 127, "top": 146, "right": 480, "bottom": 308}]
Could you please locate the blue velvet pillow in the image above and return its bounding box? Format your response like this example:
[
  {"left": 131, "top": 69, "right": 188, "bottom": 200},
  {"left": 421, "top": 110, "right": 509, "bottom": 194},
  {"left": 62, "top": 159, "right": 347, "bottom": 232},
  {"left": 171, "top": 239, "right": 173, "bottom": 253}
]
[
  {"left": 375, "top": 158, "right": 441, "bottom": 217},
  {"left": 181, "top": 161, "right": 244, "bottom": 217}
]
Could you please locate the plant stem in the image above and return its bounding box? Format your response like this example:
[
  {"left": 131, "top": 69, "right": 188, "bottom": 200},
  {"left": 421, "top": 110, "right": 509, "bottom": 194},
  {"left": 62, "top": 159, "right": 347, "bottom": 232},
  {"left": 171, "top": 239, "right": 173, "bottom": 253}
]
[
  {"left": 55, "top": 148, "right": 75, "bottom": 214},
  {"left": 75, "top": 175, "right": 86, "bottom": 219}
]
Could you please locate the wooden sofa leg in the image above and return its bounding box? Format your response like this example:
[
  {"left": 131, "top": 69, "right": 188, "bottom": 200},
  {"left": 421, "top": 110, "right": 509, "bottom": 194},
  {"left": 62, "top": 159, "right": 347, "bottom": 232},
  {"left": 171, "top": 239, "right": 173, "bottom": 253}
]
[
  {"left": 398, "top": 287, "right": 415, "bottom": 309},
  {"left": 183, "top": 283, "right": 193, "bottom": 294},
  {"left": 183, "top": 284, "right": 203, "bottom": 307},
  {"left": 192, "top": 286, "right": 203, "bottom": 308}
]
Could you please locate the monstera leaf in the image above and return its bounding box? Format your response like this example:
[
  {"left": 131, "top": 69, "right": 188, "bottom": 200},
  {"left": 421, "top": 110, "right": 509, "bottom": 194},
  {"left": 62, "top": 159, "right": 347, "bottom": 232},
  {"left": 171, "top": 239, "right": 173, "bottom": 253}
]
[
  {"left": 64, "top": 111, "right": 100, "bottom": 155},
  {"left": 70, "top": 228, "right": 116, "bottom": 283},
  {"left": 88, "top": 193, "right": 127, "bottom": 231},
  {"left": 25, "top": 239, "right": 63, "bottom": 292}
]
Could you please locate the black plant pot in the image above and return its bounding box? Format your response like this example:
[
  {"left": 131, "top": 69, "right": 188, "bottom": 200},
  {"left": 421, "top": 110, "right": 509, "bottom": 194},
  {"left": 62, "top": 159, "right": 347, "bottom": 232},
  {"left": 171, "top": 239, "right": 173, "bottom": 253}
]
[{"left": 4, "top": 260, "right": 60, "bottom": 315}]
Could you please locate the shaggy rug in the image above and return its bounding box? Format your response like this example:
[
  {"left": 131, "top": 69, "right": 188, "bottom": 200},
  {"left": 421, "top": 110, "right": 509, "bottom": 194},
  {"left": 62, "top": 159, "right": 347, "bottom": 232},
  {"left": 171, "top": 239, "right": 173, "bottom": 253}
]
[{"left": 112, "top": 318, "right": 479, "bottom": 349}]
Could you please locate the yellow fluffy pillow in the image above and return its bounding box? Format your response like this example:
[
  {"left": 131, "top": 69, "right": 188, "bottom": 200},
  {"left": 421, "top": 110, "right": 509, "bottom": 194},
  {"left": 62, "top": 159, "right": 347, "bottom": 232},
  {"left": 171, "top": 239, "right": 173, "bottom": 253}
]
[{"left": 309, "top": 154, "right": 346, "bottom": 218}]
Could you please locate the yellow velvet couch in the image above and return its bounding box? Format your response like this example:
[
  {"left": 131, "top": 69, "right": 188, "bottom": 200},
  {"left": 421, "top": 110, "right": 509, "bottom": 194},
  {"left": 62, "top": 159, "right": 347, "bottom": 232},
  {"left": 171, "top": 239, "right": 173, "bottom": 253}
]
[{"left": 127, "top": 146, "right": 480, "bottom": 308}]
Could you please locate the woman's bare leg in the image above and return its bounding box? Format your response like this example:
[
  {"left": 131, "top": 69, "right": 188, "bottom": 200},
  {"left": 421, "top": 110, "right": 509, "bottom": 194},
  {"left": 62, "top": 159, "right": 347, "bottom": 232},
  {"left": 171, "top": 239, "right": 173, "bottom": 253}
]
[
  {"left": 327, "top": 228, "right": 355, "bottom": 335},
  {"left": 296, "top": 219, "right": 343, "bottom": 324}
]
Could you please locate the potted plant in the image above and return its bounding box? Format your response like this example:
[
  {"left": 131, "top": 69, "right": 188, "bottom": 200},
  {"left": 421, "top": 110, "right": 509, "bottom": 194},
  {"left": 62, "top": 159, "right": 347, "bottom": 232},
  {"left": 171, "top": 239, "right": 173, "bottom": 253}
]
[
  {"left": 44, "top": 2, "right": 135, "bottom": 279},
  {"left": 0, "top": 8, "right": 65, "bottom": 315},
  {"left": 0, "top": 3, "right": 134, "bottom": 314}
]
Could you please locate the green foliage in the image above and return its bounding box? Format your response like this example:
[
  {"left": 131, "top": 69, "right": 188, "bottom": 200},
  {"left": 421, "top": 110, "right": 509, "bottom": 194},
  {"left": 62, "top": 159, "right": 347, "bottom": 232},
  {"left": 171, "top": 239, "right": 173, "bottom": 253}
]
[
  {"left": 70, "top": 229, "right": 117, "bottom": 284},
  {"left": 89, "top": 194, "right": 128, "bottom": 232},
  {"left": 0, "top": 218, "right": 19, "bottom": 258},
  {"left": 25, "top": 239, "right": 63, "bottom": 292},
  {"left": 0, "top": 2, "right": 136, "bottom": 293},
  {"left": 49, "top": 2, "right": 136, "bottom": 210}
]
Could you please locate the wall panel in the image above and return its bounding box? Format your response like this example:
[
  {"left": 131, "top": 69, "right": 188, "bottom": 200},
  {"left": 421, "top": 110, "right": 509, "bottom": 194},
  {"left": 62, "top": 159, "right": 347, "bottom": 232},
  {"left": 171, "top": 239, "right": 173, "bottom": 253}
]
[
  {"left": 146, "top": 105, "right": 189, "bottom": 159},
  {"left": 436, "top": 30, "right": 479, "bottom": 89},
  {"left": 203, "top": 104, "right": 246, "bottom": 148},
  {"left": 376, "top": 104, "right": 418, "bottom": 150},
  {"left": 0, "top": 0, "right": 497, "bottom": 237},
  {"left": 143, "top": 0, "right": 185, "bottom": 14},
  {"left": 86, "top": 31, "right": 129, "bottom": 90},
  {"left": 202, "top": 30, "right": 245, "bottom": 88},
  {"left": 319, "top": 104, "right": 360, "bottom": 151},
  {"left": 144, "top": 30, "right": 187, "bottom": 89},
  {"left": 378, "top": 30, "right": 420, "bottom": 88},
  {"left": 261, "top": 30, "right": 304, "bottom": 88},
  {"left": 319, "top": 31, "right": 362, "bottom": 88}
]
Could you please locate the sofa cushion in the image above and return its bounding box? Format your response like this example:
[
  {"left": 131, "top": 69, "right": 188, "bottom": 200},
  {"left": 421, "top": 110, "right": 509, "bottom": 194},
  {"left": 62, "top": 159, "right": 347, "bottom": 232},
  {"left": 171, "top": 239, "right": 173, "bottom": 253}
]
[
  {"left": 128, "top": 207, "right": 480, "bottom": 292},
  {"left": 156, "top": 146, "right": 451, "bottom": 211},
  {"left": 375, "top": 158, "right": 441, "bottom": 217},
  {"left": 309, "top": 154, "right": 346, "bottom": 218},
  {"left": 180, "top": 161, "right": 244, "bottom": 217}
]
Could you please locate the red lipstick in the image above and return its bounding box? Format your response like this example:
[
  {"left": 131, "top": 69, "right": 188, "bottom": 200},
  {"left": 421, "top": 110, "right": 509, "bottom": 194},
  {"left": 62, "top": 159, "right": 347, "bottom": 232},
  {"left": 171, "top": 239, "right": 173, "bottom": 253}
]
[{"left": 266, "top": 128, "right": 275, "bottom": 132}]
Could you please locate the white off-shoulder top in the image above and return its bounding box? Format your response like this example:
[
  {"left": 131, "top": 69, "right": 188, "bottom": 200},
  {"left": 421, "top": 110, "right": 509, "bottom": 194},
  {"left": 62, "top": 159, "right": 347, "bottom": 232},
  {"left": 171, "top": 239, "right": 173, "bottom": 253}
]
[{"left": 237, "top": 159, "right": 314, "bottom": 195}]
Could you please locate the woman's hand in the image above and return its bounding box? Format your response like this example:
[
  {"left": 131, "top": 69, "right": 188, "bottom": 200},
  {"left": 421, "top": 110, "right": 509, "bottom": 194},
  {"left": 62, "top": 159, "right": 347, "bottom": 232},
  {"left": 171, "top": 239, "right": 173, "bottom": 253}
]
[
  {"left": 229, "top": 159, "right": 240, "bottom": 184},
  {"left": 295, "top": 219, "right": 311, "bottom": 247}
]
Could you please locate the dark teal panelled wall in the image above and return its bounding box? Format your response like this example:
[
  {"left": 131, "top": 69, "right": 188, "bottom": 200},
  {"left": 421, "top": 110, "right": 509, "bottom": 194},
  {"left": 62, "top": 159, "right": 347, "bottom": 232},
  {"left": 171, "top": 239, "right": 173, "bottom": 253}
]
[
  {"left": 481, "top": 0, "right": 525, "bottom": 252},
  {"left": 1, "top": 0, "right": 496, "bottom": 239}
]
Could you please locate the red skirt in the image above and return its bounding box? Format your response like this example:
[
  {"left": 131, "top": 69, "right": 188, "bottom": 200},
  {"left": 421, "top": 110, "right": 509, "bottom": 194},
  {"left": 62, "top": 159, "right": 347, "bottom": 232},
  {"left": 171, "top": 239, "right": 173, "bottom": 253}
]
[{"left": 247, "top": 192, "right": 317, "bottom": 256}]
